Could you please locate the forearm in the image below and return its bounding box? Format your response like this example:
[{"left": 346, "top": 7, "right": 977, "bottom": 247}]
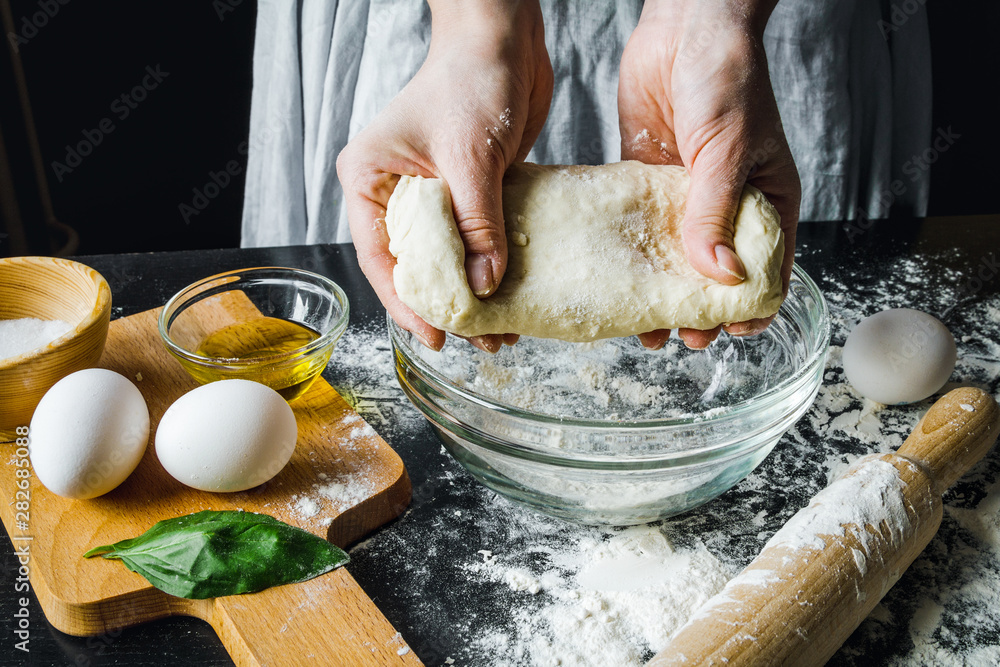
[
  {"left": 639, "top": 0, "right": 778, "bottom": 38},
  {"left": 426, "top": 0, "right": 543, "bottom": 48}
]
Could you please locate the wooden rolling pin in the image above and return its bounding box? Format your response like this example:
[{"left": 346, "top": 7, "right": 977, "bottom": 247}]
[{"left": 649, "top": 386, "right": 1000, "bottom": 667}]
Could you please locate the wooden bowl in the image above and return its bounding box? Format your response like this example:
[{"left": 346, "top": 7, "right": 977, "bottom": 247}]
[{"left": 0, "top": 257, "right": 112, "bottom": 430}]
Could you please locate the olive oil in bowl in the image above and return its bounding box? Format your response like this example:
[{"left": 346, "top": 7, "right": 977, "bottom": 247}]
[
  {"left": 159, "top": 267, "right": 350, "bottom": 403},
  {"left": 185, "top": 317, "right": 330, "bottom": 401}
]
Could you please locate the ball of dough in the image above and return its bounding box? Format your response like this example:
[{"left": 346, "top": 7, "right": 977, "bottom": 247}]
[{"left": 386, "top": 162, "right": 785, "bottom": 342}]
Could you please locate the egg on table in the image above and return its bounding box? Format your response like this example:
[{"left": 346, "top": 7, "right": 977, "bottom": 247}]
[
  {"left": 842, "top": 308, "right": 957, "bottom": 405},
  {"left": 29, "top": 368, "right": 150, "bottom": 499},
  {"left": 155, "top": 379, "right": 298, "bottom": 492}
]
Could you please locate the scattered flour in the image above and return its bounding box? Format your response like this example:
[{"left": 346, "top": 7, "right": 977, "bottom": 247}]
[
  {"left": 504, "top": 569, "right": 542, "bottom": 595},
  {"left": 324, "top": 321, "right": 425, "bottom": 439},
  {"left": 287, "top": 404, "right": 382, "bottom": 524},
  {"left": 341, "top": 251, "right": 1000, "bottom": 666},
  {"left": 387, "top": 631, "right": 410, "bottom": 656},
  {"left": 768, "top": 458, "right": 912, "bottom": 556},
  {"left": 466, "top": 525, "right": 732, "bottom": 666},
  {"left": 294, "top": 496, "right": 321, "bottom": 518},
  {"left": 288, "top": 468, "right": 376, "bottom": 523},
  {"left": 0, "top": 317, "right": 74, "bottom": 360},
  {"left": 947, "top": 476, "right": 1000, "bottom": 554},
  {"left": 783, "top": 251, "right": 1000, "bottom": 667}
]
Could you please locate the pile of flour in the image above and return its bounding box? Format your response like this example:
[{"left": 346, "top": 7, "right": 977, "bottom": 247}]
[{"left": 467, "top": 524, "right": 731, "bottom": 665}]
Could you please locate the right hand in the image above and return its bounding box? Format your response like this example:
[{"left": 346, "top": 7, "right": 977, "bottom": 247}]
[
  {"left": 618, "top": 0, "right": 800, "bottom": 351},
  {"left": 337, "top": 0, "right": 553, "bottom": 352}
]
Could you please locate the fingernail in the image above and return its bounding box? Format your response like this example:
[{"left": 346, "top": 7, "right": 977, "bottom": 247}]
[
  {"left": 415, "top": 332, "right": 436, "bottom": 350},
  {"left": 465, "top": 253, "right": 495, "bottom": 297},
  {"left": 714, "top": 245, "right": 746, "bottom": 282},
  {"left": 469, "top": 336, "right": 501, "bottom": 354},
  {"left": 643, "top": 337, "right": 667, "bottom": 351}
]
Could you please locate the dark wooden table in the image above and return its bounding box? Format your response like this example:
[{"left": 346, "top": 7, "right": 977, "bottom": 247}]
[{"left": 2, "top": 215, "right": 999, "bottom": 666}]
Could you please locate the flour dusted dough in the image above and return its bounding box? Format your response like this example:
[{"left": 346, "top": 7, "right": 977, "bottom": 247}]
[{"left": 386, "top": 162, "right": 784, "bottom": 342}]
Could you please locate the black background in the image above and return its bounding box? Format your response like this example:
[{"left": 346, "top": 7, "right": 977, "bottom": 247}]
[{"left": 2, "top": 0, "right": 255, "bottom": 256}]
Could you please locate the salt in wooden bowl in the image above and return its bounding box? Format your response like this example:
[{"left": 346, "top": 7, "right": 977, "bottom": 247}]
[{"left": 0, "top": 256, "right": 112, "bottom": 431}]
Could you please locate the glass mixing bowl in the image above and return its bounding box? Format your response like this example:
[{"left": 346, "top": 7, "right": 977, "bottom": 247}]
[{"left": 390, "top": 265, "right": 830, "bottom": 525}]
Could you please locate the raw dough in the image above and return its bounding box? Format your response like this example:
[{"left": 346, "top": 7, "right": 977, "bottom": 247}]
[{"left": 386, "top": 162, "right": 784, "bottom": 342}]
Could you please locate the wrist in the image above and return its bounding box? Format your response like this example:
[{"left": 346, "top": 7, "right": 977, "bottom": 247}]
[{"left": 428, "top": 0, "right": 543, "bottom": 48}]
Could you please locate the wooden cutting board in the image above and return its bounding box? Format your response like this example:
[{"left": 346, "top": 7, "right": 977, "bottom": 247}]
[{"left": 0, "top": 305, "right": 420, "bottom": 666}]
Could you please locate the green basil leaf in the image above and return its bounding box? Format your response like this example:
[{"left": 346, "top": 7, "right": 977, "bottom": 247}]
[{"left": 84, "top": 510, "right": 349, "bottom": 599}]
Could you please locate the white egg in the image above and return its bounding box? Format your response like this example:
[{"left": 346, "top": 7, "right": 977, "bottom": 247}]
[
  {"left": 843, "top": 308, "right": 956, "bottom": 405},
  {"left": 155, "top": 379, "right": 297, "bottom": 492},
  {"left": 29, "top": 368, "right": 150, "bottom": 499}
]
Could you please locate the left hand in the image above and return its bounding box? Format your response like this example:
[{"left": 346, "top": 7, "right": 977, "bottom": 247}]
[
  {"left": 336, "top": 0, "right": 552, "bottom": 354},
  {"left": 618, "top": 0, "right": 800, "bottom": 350}
]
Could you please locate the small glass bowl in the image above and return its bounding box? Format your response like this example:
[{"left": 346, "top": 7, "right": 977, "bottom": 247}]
[
  {"left": 159, "top": 267, "right": 349, "bottom": 401},
  {"left": 390, "top": 264, "right": 830, "bottom": 525}
]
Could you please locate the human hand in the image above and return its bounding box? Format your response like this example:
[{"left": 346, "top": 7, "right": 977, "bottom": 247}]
[
  {"left": 618, "top": 0, "right": 799, "bottom": 350},
  {"left": 337, "top": 0, "right": 553, "bottom": 353}
]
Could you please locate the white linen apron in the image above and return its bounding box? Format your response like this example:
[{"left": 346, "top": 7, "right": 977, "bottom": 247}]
[{"left": 241, "top": 0, "right": 931, "bottom": 248}]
